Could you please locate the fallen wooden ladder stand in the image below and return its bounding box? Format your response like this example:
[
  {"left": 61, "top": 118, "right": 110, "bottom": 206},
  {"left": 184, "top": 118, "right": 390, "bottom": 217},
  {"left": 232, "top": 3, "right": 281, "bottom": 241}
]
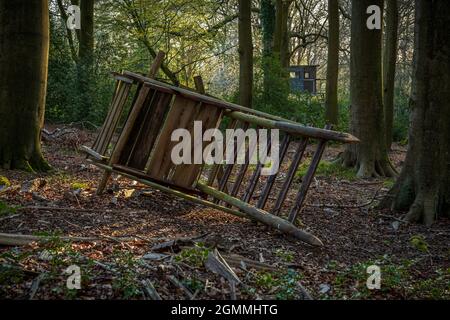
[{"left": 81, "top": 51, "right": 359, "bottom": 247}]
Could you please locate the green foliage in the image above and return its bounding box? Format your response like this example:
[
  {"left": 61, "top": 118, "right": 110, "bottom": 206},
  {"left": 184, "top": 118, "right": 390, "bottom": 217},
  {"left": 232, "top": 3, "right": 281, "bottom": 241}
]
[
  {"left": 0, "top": 175, "right": 11, "bottom": 187},
  {"left": 0, "top": 265, "right": 25, "bottom": 286},
  {"left": 392, "top": 88, "right": 411, "bottom": 142},
  {"left": 111, "top": 250, "right": 141, "bottom": 299},
  {"left": 182, "top": 277, "right": 205, "bottom": 292},
  {"left": 175, "top": 242, "right": 210, "bottom": 267},
  {"left": 383, "top": 179, "right": 395, "bottom": 189},
  {"left": 296, "top": 160, "right": 356, "bottom": 180},
  {"left": 410, "top": 235, "right": 429, "bottom": 253},
  {"left": 70, "top": 182, "right": 89, "bottom": 190},
  {"left": 327, "top": 256, "right": 449, "bottom": 299},
  {"left": 254, "top": 269, "right": 303, "bottom": 300},
  {"left": 275, "top": 249, "right": 295, "bottom": 263},
  {"left": 0, "top": 200, "right": 17, "bottom": 217},
  {"left": 412, "top": 268, "right": 450, "bottom": 299},
  {"left": 329, "top": 257, "right": 412, "bottom": 299},
  {"left": 251, "top": 56, "right": 351, "bottom": 132}
]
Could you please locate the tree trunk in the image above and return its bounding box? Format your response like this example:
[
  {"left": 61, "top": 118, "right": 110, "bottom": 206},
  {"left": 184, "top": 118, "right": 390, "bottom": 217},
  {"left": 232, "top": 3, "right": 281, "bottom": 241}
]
[
  {"left": 76, "top": 0, "right": 95, "bottom": 121},
  {"left": 381, "top": 0, "right": 450, "bottom": 225},
  {"left": 238, "top": 0, "right": 253, "bottom": 109},
  {"left": 261, "top": 0, "right": 276, "bottom": 95},
  {"left": 261, "top": 0, "right": 276, "bottom": 57},
  {"left": 383, "top": 0, "right": 399, "bottom": 149},
  {"left": 325, "top": 0, "right": 339, "bottom": 125},
  {"left": 0, "top": 0, "right": 50, "bottom": 171},
  {"left": 274, "top": 0, "right": 292, "bottom": 68},
  {"left": 339, "top": 0, "right": 396, "bottom": 178}
]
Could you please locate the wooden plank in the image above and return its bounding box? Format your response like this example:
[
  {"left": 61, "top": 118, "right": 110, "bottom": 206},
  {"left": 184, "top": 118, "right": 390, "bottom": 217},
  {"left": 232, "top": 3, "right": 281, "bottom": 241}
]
[
  {"left": 96, "top": 85, "right": 153, "bottom": 194},
  {"left": 80, "top": 146, "right": 108, "bottom": 162},
  {"left": 171, "top": 104, "right": 223, "bottom": 188},
  {"left": 228, "top": 127, "right": 259, "bottom": 201},
  {"left": 93, "top": 161, "right": 248, "bottom": 219},
  {"left": 147, "top": 96, "right": 200, "bottom": 180},
  {"left": 127, "top": 91, "right": 174, "bottom": 170},
  {"left": 122, "top": 71, "right": 359, "bottom": 144},
  {"left": 95, "top": 81, "right": 131, "bottom": 155},
  {"left": 228, "top": 111, "right": 360, "bottom": 144},
  {"left": 207, "top": 119, "right": 237, "bottom": 190},
  {"left": 118, "top": 88, "right": 156, "bottom": 165},
  {"left": 92, "top": 79, "right": 121, "bottom": 152},
  {"left": 215, "top": 121, "right": 249, "bottom": 202},
  {"left": 147, "top": 75, "right": 206, "bottom": 180},
  {"left": 242, "top": 135, "right": 272, "bottom": 203},
  {"left": 271, "top": 138, "right": 308, "bottom": 216},
  {"left": 256, "top": 134, "right": 291, "bottom": 210},
  {"left": 98, "top": 83, "right": 132, "bottom": 155},
  {"left": 96, "top": 52, "right": 165, "bottom": 195},
  {"left": 287, "top": 139, "right": 327, "bottom": 223},
  {"left": 113, "top": 164, "right": 202, "bottom": 196},
  {"left": 119, "top": 50, "right": 168, "bottom": 167}
]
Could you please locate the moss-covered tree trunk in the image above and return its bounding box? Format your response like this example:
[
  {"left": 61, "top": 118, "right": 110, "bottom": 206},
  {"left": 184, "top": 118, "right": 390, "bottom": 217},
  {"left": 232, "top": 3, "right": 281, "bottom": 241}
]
[
  {"left": 381, "top": 0, "right": 450, "bottom": 225},
  {"left": 0, "top": 0, "right": 50, "bottom": 171},
  {"left": 383, "top": 0, "right": 399, "bottom": 149},
  {"left": 325, "top": 0, "right": 339, "bottom": 125},
  {"left": 274, "top": 0, "right": 292, "bottom": 68},
  {"left": 238, "top": 0, "right": 253, "bottom": 109},
  {"left": 76, "top": 0, "right": 94, "bottom": 121},
  {"left": 339, "top": 0, "right": 396, "bottom": 178},
  {"left": 261, "top": 0, "right": 276, "bottom": 96}
]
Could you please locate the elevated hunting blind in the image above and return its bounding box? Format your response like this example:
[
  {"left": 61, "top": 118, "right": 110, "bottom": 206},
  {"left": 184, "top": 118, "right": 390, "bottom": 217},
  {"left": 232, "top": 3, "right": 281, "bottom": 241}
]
[
  {"left": 81, "top": 52, "right": 359, "bottom": 247},
  {"left": 288, "top": 65, "right": 319, "bottom": 94}
]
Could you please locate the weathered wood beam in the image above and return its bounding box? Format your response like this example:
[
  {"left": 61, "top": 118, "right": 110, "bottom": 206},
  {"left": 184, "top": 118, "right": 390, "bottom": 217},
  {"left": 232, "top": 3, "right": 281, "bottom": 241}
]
[
  {"left": 120, "top": 71, "right": 359, "bottom": 144},
  {"left": 272, "top": 138, "right": 308, "bottom": 215},
  {"left": 80, "top": 145, "right": 108, "bottom": 162},
  {"left": 197, "top": 183, "right": 323, "bottom": 246},
  {"left": 288, "top": 139, "right": 328, "bottom": 223},
  {"left": 96, "top": 52, "right": 166, "bottom": 195},
  {"left": 91, "top": 162, "right": 248, "bottom": 219},
  {"left": 256, "top": 134, "right": 290, "bottom": 210},
  {"left": 228, "top": 111, "right": 359, "bottom": 143}
]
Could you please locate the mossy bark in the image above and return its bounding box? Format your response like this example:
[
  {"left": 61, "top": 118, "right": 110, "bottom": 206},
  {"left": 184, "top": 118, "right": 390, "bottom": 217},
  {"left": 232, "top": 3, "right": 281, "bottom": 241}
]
[
  {"left": 381, "top": 0, "right": 450, "bottom": 225},
  {"left": 325, "top": 0, "right": 339, "bottom": 125},
  {"left": 238, "top": 0, "right": 253, "bottom": 109},
  {"left": 339, "top": 0, "right": 396, "bottom": 178},
  {"left": 383, "top": 0, "right": 399, "bottom": 149},
  {"left": 0, "top": 0, "right": 50, "bottom": 172},
  {"left": 76, "top": 0, "right": 95, "bottom": 121}
]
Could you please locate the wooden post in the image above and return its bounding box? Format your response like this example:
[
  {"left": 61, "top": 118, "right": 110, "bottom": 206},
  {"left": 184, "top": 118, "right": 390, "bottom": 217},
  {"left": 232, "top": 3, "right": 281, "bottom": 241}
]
[
  {"left": 93, "top": 161, "right": 248, "bottom": 219},
  {"left": 96, "top": 51, "right": 166, "bottom": 194},
  {"left": 288, "top": 139, "right": 327, "bottom": 223},
  {"left": 256, "top": 134, "right": 290, "bottom": 209},
  {"left": 197, "top": 183, "right": 323, "bottom": 246},
  {"left": 272, "top": 138, "right": 308, "bottom": 215},
  {"left": 242, "top": 135, "right": 272, "bottom": 203}
]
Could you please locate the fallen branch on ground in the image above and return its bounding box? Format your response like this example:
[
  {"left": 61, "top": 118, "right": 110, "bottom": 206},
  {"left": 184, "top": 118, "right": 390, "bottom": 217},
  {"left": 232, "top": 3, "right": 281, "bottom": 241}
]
[
  {"left": 0, "top": 232, "right": 140, "bottom": 246},
  {"left": 205, "top": 250, "right": 241, "bottom": 300},
  {"left": 378, "top": 214, "right": 408, "bottom": 223},
  {"left": 17, "top": 206, "right": 149, "bottom": 214},
  {"left": 142, "top": 279, "right": 162, "bottom": 300},
  {"left": 305, "top": 187, "right": 383, "bottom": 209},
  {"left": 167, "top": 275, "right": 194, "bottom": 299}
]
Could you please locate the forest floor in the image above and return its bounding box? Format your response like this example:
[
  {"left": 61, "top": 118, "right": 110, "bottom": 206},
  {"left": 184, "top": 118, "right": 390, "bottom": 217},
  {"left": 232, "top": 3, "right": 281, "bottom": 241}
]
[{"left": 0, "top": 125, "right": 449, "bottom": 300}]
